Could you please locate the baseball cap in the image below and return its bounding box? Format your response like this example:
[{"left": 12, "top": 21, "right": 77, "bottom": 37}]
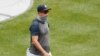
[{"left": 37, "top": 4, "right": 51, "bottom": 12}]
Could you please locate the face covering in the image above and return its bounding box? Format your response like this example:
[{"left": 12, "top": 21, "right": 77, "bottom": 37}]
[{"left": 39, "top": 15, "right": 48, "bottom": 22}]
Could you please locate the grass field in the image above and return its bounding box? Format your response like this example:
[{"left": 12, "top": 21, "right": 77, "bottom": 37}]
[{"left": 0, "top": 0, "right": 100, "bottom": 56}]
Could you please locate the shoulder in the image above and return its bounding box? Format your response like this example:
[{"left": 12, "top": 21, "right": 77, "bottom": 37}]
[
  {"left": 32, "top": 19, "right": 39, "bottom": 26},
  {"left": 29, "top": 20, "right": 39, "bottom": 31}
]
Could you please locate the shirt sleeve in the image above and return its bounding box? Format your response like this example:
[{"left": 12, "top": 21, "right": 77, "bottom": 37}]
[{"left": 30, "top": 22, "right": 39, "bottom": 36}]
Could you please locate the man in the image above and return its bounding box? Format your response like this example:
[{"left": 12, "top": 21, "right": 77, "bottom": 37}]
[{"left": 27, "top": 4, "right": 52, "bottom": 56}]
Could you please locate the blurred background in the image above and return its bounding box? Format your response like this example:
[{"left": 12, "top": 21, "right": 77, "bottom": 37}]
[{"left": 0, "top": 0, "right": 100, "bottom": 56}]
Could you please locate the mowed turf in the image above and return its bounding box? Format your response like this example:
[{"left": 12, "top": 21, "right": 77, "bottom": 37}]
[{"left": 0, "top": 0, "right": 100, "bottom": 56}]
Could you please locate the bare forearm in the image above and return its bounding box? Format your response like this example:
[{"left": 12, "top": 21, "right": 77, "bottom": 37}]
[{"left": 32, "top": 40, "right": 46, "bottom": 54}]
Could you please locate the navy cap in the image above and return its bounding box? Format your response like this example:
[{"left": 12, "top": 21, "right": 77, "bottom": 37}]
[{"left": 37, "top": 4, "right": 51, "bottom": 12}]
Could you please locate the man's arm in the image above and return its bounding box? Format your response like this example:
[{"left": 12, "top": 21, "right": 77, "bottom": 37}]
[{"left": 32, "top": 36, "right": 49, "bottom": 56}]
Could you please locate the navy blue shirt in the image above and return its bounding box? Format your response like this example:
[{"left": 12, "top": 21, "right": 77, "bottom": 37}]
[
  {"left": 30, "top": 20, "right": 40, "bottom": 36},
  {"left": 29, "top": 18, "right": 50, "bottom": 55}
]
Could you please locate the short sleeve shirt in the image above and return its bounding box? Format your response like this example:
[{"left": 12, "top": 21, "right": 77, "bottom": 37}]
[{"left": 29, "top": 17, "right": 50, "bottom": 55}]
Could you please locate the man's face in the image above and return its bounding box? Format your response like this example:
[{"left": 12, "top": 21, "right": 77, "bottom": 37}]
[
  {"left": 39, "top": 10, "right": 49, "bottom": 17},
  {"left": 41, "top": 13, "right": 48, "bottom": 17}
]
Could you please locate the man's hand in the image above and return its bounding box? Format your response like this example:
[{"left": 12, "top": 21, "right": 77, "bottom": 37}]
[{"left": 43, "top": 52, "right": 49, "bottom": 56}]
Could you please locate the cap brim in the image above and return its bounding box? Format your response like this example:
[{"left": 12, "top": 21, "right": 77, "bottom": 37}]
[{"left": 44, "top": 8, "right": 51, "bottom": 11}]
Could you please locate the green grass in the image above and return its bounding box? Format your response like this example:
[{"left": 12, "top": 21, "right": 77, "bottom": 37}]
[{"left": 0, "top": 0, "right": 100, "bottom": 56}]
